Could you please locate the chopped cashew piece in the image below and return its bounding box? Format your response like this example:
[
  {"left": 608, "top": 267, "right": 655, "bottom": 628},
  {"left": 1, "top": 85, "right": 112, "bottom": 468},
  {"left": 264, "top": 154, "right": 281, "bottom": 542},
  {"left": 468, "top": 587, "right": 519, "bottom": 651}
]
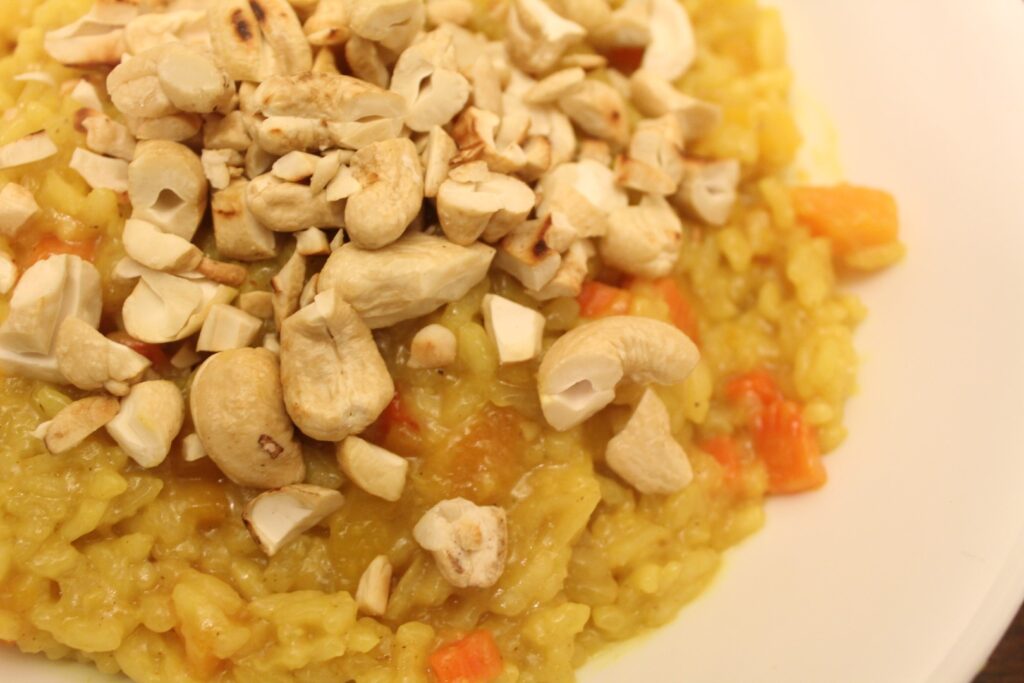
[
  {"left": 451, "top": 107, "right": 527, "bottom": 174},
  {"left": 436, "top": 162, "right": 535, "bottom": 245},
  {"left": 528, "top": 238, "right": 593, "bottom": 300},
  {"left": 422, "top": 126, "right": 456, "bottom": 198},
  {"left": 413, "top": 498, "right": 508, "bottom": 588},
  {"left": 318, "top": 233, "right": 494, "bottom": 328},
  {"left": 79, "top": 110, "right": 136, "bottom": 161},
  {"left": 238, "top": 291, "right": 274, "bottom": 319},
  {"left": 304, "top": 0, "right": 349, "bottom": 46},
  {"left": 481, "top": 294, "right": 545, "bottom": 364},
  {"left": 606, "top": 389, "right": 693, "bottom": 494},
  {"left": 121, "top": 265, "right": 237, "bottom": 344},
  {"left": 42, "top": 0, "right": 136, "bottom": 66},
  {"left": 616, "top": 115, "right": 685, "bottom": 195},
  {"left": 345, "top": 138, "right": 424, "bottom": 249},
  {"left": 129, "top": 140, "right": 207, "bottom": 240},
  {"left": 272, "top": 151, "right": 319, "bottom": 182},
  {"left": 310, "top": 151, "right": 347, "bottom": 194},
  {"left": 295, "top": 228, "right": 331, "bottom": 256},
  {"left": 344, "top": 35, "right": 390, "bottom": 89},
  {"left": 212, "top": 180, "right": 277, "bottom": 261},
  {"left": 191, "top": 348, "right": 305, "bottom": 488},
  {"left": 536, "top": 160, "right": 627, "bottom": 238},
  {"left": 271, "top": 250, "right": 306, "bottom": 330},
  {"left": 107, "top": 43, "right": 232, "bottom": 118},
  {"left": 122, "top": 9, "right": 209, "bottom": 55},
  {"left": 170, "top": 340, "right": 202, "bottom": 370},
  {"left": 389, "top": 29, "right": 471, "bottom": 132},
  {"left": 600, "top": 195, "right": 683, "bottom": 278},
  {"left": 0, "top": 253, "right": 16, "bottom": 295},
  {"left": 589, "top": 0, "right": 648, "bottom": 49},
  {"left": 355, "top": 555, "right": 392, "bottom": 616},
  {"left": 347, "top": 0, "right": 425, "bottom": 53},
  {"left": 338, "top": 436, "right": 409, "bottom": 502},
  {"left": 524, "top": 67, "right": 585, "bottom": 104},
  {"left": 408, "top": 324, "right": 457, "bottom": 369},
  {"left": 122, "top": 218, "right": 203, "bottom": 273},
  {"left": 69, "top": 79, "right": 105, "bottom": 111},
  {"left": 426, "top": 0, "right": 473, "bottom": 27},
  {"left": 279, "top": 288, "right": 394, "bottom": 441},
  {"left": 69, "top": 148, "right": 129, "bottom": 193},
  {"left": 201, "top": 149, "right": 242, "bottom": 190},
  {"left": 196, "top": 257, "right": 248, "bottom": 287},
  {"left": 204, "top": 111, "right": 252, "bottom": 151},
  {"left": 0, "top": 183, "right": 39, "bottom": 237},
  {"left": 208, "top": 0, "right": 312, "bottom": 82},
  {"left": 243, "top": 484, "right": 344, "bottom": 556},
  {"left": 106, "top": 380, "right": 185, "bottom": 468},
  {"left": 558, "top": 79, "right": 630, "bottom": 147},
  {"left": 44, "top": 396, "right": 120, "bottom": 455},
  {"left": 494, "top": 222, "right": 561, "bottom": 291},
  {"left": 182, "top": 433, "right": 206, "bottom": 462},
  {"left": 674, "top": 159, "right": 741, "bottom": 226},
  {"left": 506, "top": 0, "right": 585, "bottom": 74},
  {"left": 641, "top": 0, "right": 696, "bottom": 81},
  {"left": 0, "top": 131, "right": 58, "bottom": 169},
  {"left": 298, "top": 273, "right": 319, "bottom": 308},
  {"left": 629, "top": 69, "right": 722, "bottom": 141},
  {"left": 55, "top": 318, "right": 151, "bottom": 396},
  {"left": 324, "top": 166, "right": 361, "bottom": 201},
  {"left": 124, "top": 111, "right": 203, "bottom": 142},
  {"left": 537, "top": 316, "right": 700, "bottom": 430},
  {"left": 196, "top": 304, "right": 262, "bottom": 352},
  {"left": 247, "top": 173, "right": 345, "bottom": 232}
]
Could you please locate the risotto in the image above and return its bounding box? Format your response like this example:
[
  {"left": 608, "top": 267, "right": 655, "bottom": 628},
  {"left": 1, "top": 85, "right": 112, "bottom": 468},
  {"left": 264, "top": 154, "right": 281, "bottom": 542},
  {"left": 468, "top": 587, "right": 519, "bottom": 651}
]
[{"left": 0, "top": 0, "right": 902, "bottom": 681}]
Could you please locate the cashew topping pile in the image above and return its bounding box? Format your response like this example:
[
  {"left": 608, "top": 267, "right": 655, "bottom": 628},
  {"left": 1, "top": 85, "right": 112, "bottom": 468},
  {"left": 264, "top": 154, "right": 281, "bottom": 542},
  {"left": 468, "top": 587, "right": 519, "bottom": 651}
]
[{"left": 0, "top": 0, "right": 741, "bottom": 596}]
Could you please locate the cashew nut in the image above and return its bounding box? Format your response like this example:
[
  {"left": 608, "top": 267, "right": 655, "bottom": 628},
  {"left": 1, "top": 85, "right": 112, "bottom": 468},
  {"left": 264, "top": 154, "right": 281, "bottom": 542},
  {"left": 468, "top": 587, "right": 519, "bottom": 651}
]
[
  {"left": 303, "top": 0, "right": 349, "bottom": 46},
  {"left": 355, "top": 555, "right": 392, "bottom": 616},
  {"left": 344, "top": 35, "right": 390, "bottom": 89},
  {"left": 606, "top": 389, "right": 693, "bottom": 494},
  {"left": 413, "top": 498, "right": 508, "bottom": 588},
  {"left": 558, "top": 79, "right": 630, "bottom": 148},
  {"left": 106, "top": 380, "right": 185, "bottom": 468},
  {"left": 271, "top": 249, "right": 306, "bottom": 331},
  {"left": 122, "top": 9, "right": 210, "bottom": 55},
  {"left": 494, "top": 213, "right": 576, "bottom": 291},
  {"left": 345, "top": 138, "right": 424, "bottom": 249},
  {"left": 211, "top": 180, "right": 278, "bottom": 261},
  {"left": 243, "top": 484, "right": 344, "bottom": 556},
  {"left": 208, "top": 0, "right": 312, "bottom": 82},
  {"left": 182, "top": 432, "right": 207, "bottom": 462},
  {"left": 317, "top": 232, "right": 494, "bottom": 328},
  {"left": 481, "top": 294, "right": 546, "bottom": 365},
  {"left": 337, "top": 436, "right": 409, "bottom": 502},
  {"left": 54, "top": 317, "right": 151, "bottom": 396},
  {"left": 204, "top": 111, "right": 253, "bottom": 151},
  {"left": 536, "top": 316, "right": 700, "bottom": 430},
  {"left": 122, "top": 218, "right": 203, "bottom": 273},
  {"left": 536, "top": 160, "right": 627, "bottom": 238},
  {"left": 524, "top": 67, "right": 585, "bottom": 104},
  {"left": 436, "top": 161, "right": 535, "bottom": 245},
  {"left": 0, "top": 131, "right": 58, "bottom": 170},
  {"left": 201, "top": 148, "right": 244, "bottom": 190},
  {"left": 295, "top": 227, "right": 331, "bottom": 256},
  {"left": 44, "top": 396, "right": 121, "bottom": 455},
  {"left": 279, "top": 287, "right": 394, "bottom": 441},
  {"left": 390, "top": 29, "right": 471, "bottom": 132},
  {"left": 237, "top": 290, "right": 274, "bottom": 319},
  {"left": 641, "top": 0, "right": 696, "bottom": 81},
  {"left": 78, "top": 109, "right": 137, "bottom": 161},
  {"left": 0, "top": 182, "right": 40, "bottom": 237},
  {"left": 451, "top": 107, "right": 527, "bottom": 174},
  {"left": 107, "top": 43, "right": 233, "bottom": 118},
  {"left": 408, "top": 323, "right": 457, "bottom": 369},
  {"left": 124, "top": 111, "right": 203, "bottom": 142},
  {"left": 506, "top": 0, "right": 585, "bottom": 74},
  {"left": 69, "top": 148, "right": 129, "bottom": 193},
  {"left": 528, "top": 238, "right": 594, "bottom": 301},
  {"left": 629, "top": 69, "right": 721, "bottom": 141},
  {"left": 196, "top": 303, "right": 263, "bottom": 352},
  {"left": 422, "top": 125, "right": 456, "bottom": 198},
  {"left": 129, "top": 140, "right": 208, "bottom": 240},
  {"left": 120, "top": 263, "right": 237, "bottom": 344},
  {"left": 673, "top": 159, "right": 741, "bottom": 226},
  {"left": 615, "top": 115, "right": 685, "bottom": 195},
  {"left": 599, "top": 195, "right": 683, "bottom": 278},
  {"left": 246, "top": 173, "right": 345, "bottom": 232},
  {"left": 43, "top": 0, "right": 136, "bottom": 66},
  {"left": 347, "top": 0, "right": 425, "bottom": 53},
  {"left": 426, "top": 0, "right": 473, "bottom": 26},
  {"left": 191, "top": 348, "right": 306, "bottom": 488}
]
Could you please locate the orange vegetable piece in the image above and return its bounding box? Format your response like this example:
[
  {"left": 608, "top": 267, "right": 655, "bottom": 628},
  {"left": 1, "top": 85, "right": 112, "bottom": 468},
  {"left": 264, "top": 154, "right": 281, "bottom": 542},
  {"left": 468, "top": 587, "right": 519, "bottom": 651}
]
[
  {"left": 578, "top": 281, "right": 632, "bottom": 318},
  {"left": 429, "top": 630, "right": 504, "bottom": 683},
  {"left": 648, "top": 278, "right": 700, "bottom": 342},
  {"left": 364, "top": 391, "right": 423, "bottom": 456},
  {"left": 790, "top": 184, "right": 899, "bottom": 255},
  {"left": 19, "top": 233, "right": 97, "bottom": 269},
  {"left": 725, "top": 370, "right": 826, "bottom": 495},
  {"left": 700, "top": 436, "right": 741, "bottom": 482},
  {"left": 603, "top": 46, "right": 645, "bottom": 73}
]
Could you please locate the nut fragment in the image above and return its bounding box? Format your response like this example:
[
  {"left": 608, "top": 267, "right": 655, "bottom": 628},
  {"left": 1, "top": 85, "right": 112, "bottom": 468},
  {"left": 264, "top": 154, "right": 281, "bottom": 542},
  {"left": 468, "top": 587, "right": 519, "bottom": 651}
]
[
  {"left": 506, "top": 0, "right": 585, "bottom": 74},
  {"left": 202, "top": 148, "right": 243, "bottom": 190},
  {"left": 280, "top": 288, "right": 394, "bottom": 441},
  {"left": 0, "top": 253, "right": 16, "bottom": 295},
  {"left": 129, "top": 140, "right": 208, "bottom": 240},
  {"left": 121, "top": 264, "right": 237, "bottom": 343},
  {"left": 69, "top": 148, "right": 130, "bottom": 193},
  {"left": 238, "top": 290, "right": 274, "bottom": 319},
  {"left": 436, "top": 162, "right": 535, "bottom": 245},
  {"left": 271, "top": 151, "right": 318, "bottom": 181},
  {"left": 355, "top": 555, "right": 392, "bottom": 616},
  {"left": 345, "top": 35, "right": 390, "bottom": 89},
  {"left": 204, "top": 111, "right": 253, "bottom": 151},
  {"left": 122, "top": 218, "right": 203, "bottom": 273},
  {"left": 451, "top": 107, "right": 527, "bottom": 174},
  {"left": 318, "top": 233, "right": 494, "bottom": 328},
  {"left": 616, "top": 115, "right": 685, "bottom": 195},
  {"left": 390, "top": 29, "right": 471, "bottom": 132},
  {"left": 182, "top": 432, "right": 206, "bottom": 462},
  {"left": 79, "top": 110, "right": 137, "bottom": 161},
  {"left": 629, "top": 69, "right": 721, "bottom": 141},
  {"left": 191, "top": 348, "right": 306, "bottom": 488},
  {"left": 44, "top": 396, "right": 120, "bottom": 454},
  {"left": 536, "top": 160, "right": 627, "bottom": 238},
  {"left": 494, "top": 216, "right": 567, "bottom": 291},
  {"left": 600, "top": 195, "right": 682, "bottom": 278},
  {"left": 106, "top": 380, "right": 185, "bottom": 468},
  {"left": 537, "top": 316, "right": 699, "bottom": 430},
  {"left": 208, "top": 0, "right": 312, "bottom": 82},
  {"left": 303, "top": 0, "right": 349, "bottom": 46},
  {"left": 0, "top": 183, "right": 40, "bottom": 237},
  {"left": 673, "top": 159, "right": 741, "bottom": 226},
  {"left": 528, "top": 238, "right": 593, "bottom": 300},
  {"left": 243, "top": 484, "right": 344, "bottom": 556},
  {"left": 347, "top": 0, "right": 425, "bottom": 53},
  {"left": 43, "top": 0, "right": 136, "bottom": 66},
  {"left": 408, "top": 323, "right": 456, "bottom": 369},
  {"left": 196, "top": 303, "right": 263, "bottom": 352},
  {"left": 0, "top": 131, "right": 58, "bottom": 170},
  {"left": 123, "top": 9, "right": 209, "bottom": 55},
  {"left": 55, "top": 318, "right": 151, "bottom": 396},
  {"left": 524, "top": 67, "right": 585, "bottom": 104},
  {"left": 413, "top": 498, "right": 507, "bottom": 588},
  {"left": 606, "top": 389, "right": 693, "bottom": 494},
  {"left": 196, "top": 256, "right": 249, "bottom": 287},
  {"left": 481, "top": 294, "right": 545, "bottom": 364},
  {"left": 107, "top": 43, "right": 233, "bottom": 118},
  {"left": 345, "top": 138, "right": 424, "bottom": 249},
  {"left": 295, "top": 227, "right": 331, "bottom": 256},
  {"left": 247, "top": 173, "right": 345, "bottom": 232},
  {"left": 212, "top": 180, "right": 277, "bottom": 261},
  {"left": 558, "top": 79, "right": 629, "bottom": 147},
  {"left": 641, "top": 0, "right": 696, "bottom": 81},
  {"left": 271, "top": 249, "right": 306, "bottom": 330},
  {"left": 422, "top": 126, "right": 456, "bottom": 198},
  {"left": 338, "top": 436, "right": 409, "bottom": 502},
  {"left": 426, "top": 0, "right": 473, "bottom": 26}
]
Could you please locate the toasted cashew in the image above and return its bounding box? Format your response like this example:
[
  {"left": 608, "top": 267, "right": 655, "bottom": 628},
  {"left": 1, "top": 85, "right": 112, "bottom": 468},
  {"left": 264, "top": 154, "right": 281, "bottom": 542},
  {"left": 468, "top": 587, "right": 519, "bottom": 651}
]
[
  {"left": 78, "top": 109, "right": 137, "bottom": 161},
  {"left": 124, "top": 111, "right": 203, "bottom": 142},
  {"left": 69, "top": 148, "right": 129, "bottom": 193},
  {"left": 201, "top": 148, "right": 244, "bottom": 190},
  {"left": 536, "top": 160, "right": 627, "bottom": 238},
  {"left": 182, "top": 432, "right": 206, "bottom": 462},
  {"left": 271, "top": 249, "right": 306, "bottom": 330},
  {"left": 43, "top": 0, "right": 136, "bottom": 66},
  {"left": 413, "top": 498, "right": 508, "bottom": 588},
  {"left": 45, "top": 396, "right": 120, "bottom": 454},
  {"left": 338, "top": 436, "right": 409, "bottom": 501},
  {"left": 347, "top": 0, "right": 425, "bottom": 53},
  {"left": 212, "top": 180, "right": 277, "bottom": 261},
  {"left": 121, "top": 264, "right": 237, "bottom": 344},
  {"left": 425, "top": 0, "right": 473, "bottom": 27},
  {"left": 451, "top": 107, "right": 527, "bottom": 174},
  {"left": 238, "top": 290, "right": 274, "bottom": 319},
  {"left": 537, "top": 316, "right": 699, "bottom": 430},
  {"left": 408, "top": 323, "right": 457, "bottom": 369},
  {"left": 629, "top": 69, "right": 721, "bottom": 141},
  {"left": 524, "top": 67, "right": 585, "bottom": 104},
  {"left": 355, "top": 555, "right": 392, "bottom": 616},
  {"left": 494, "top": 217, "right": 564, "bottom": 291},
  {"left": 204, "top": 111, "right": 253, "bottom": 151},
  {"left": 673, "top": 159, "right": 741, "bottom": 226},
  {"left": 208, "top": 0, "right": 312, "bottom": 82},
  {"left": 0, "top": 131, "right": 58, "bottom": 170},
  {"left": 641, "top": 0, "right": 696, "bottom": 81},
  {"left": 345, "top": 138, "right": 424, "bottom": 249},
  {"left": 247, "top": 173, "right": 345, "bottom": 231},
  {"left": 304, "top": 0, "right": 349, "bottom": 46},
  {"left": 481, "top": 294, "right": 545, "bottom": 364},
  {"left": 122, "top": 218, "right": 203, "bottom": 273},
  {"left": 295, "top": 227, "right": 331, "bottom": 256},
  {"left": 0, "top": 183, "right": 40, "bottom": 237},
  {"left": 436, "top": 162, "right": 535, "bottom": 245},
  {"left": 589, "top": 0, "right": 648, "bottom": 49},
  {"left": 191, "top": 348, "right": 305, "bottom": 488},
  {"left": 318, "top": 232, "right": 494, "bottom": 328},
  {"left": 506, "top": 0, "right": 585, "bottom": 74},
  {"left": 279, "top": 288, "right": 394, "bottom": 441},
  {"left": 196, "top": 303, "right": 263, "bottom": 352},
  {"left": 422, "top": 125, "right": 456, "bottom": 198},
  {"left": 345, "top": 35, "right": 390, "bottom": 89},
  {"left": 123, "top": 9, "right": 209, "bottom": 55},
  {"left": 558, "top": 79, "right": 629, "bottom": 147},
  {"left": 106, "top": 380, "right": 185, "bottom": 468},
  {"left": 606, "top": 389, "right": 693, "bottom": 494},
  {"left": 615, "top": 115, "right": 685, "bottom": 195},
  {"left": 243, "top": 484, "right": 344, "bottom": 556},
  {"left": 390, "top": 29, "right": 471, "bottom": 132},
  {"left": 600, "top": 195, "right": 682, "bottom": 278},
  {"left": 107, "top": 43, "right": 232, "bottom": 118},
  {"left": 528, "top": 238, "right": 593, "bottom": 301},
  {"left": 129, "top": 140, "right": 207, "bottom": 240}
]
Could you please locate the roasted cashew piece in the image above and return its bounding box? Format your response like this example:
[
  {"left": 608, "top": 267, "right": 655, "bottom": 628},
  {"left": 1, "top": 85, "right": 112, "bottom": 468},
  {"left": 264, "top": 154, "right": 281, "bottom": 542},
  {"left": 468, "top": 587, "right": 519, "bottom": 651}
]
[
  {"left": 129, "top": 140, "right": 208, "bottom": 240},
  {"left": 246, "top": 173, "right": 345, "bottom": 232},
  {"left": 191, "top": 348, "right": 306, "bottom": 489},
  {"left": 436, "top": 162, "right": 535, "bottom": 245},
  {"left": 0, "top": 182, "right": 40, "bottom": 237},
  {"left": 243, "top": 484, "right": 344, "bottom": 556},
  {"left": 537, "top": 316, "right": 699, "bottom": 430},
  {"left": 558, "top": 79, "right": 630, "bottom": 148},
  {"left": 106, "top": 380, "right": 185, "bottom": 468},
  {"left": 43, "top": 0, "right": 136, "bottom": 66},
  {"left": 347, "top": 0, "right": 425, "bottom": 53},
  {"left": 338, "top": 436, "right": 409, "bottom": 502},
  {"left": 279, "top": 288, "right": 394, "bottom": 442},
  {"left": 356, "top": 555, "right": 392, "bottom": 616},
  {"left": 506, "top": 0, "right": 585, "bottom": 74},
  {"left": 55, "top": 317, "right": 151, "bottom": 396},
  {"left": 599, "top": 195, "right": 683, "bottom": 278},
  {"left": 208, "top": 0, "right": 312, "bottom": 82},
  {"left": 673, "top": 159, "right": 741, "bottom": 226},
  {"left": 345, "top": 138, "right": 424, "bottom": 249},
  {"left": 390, "top": 29, "right": 471, "bottom": 132},
  {"left": 413, "top": 498, "right": 508, "bottom": 588},
  {"left": 641, "top": 0, "right": 696, "bottom": 81},
  {"left": 45, "top": 396, "right": 121, "bottom": 455},
  {"left": 606, "top": 389, "right": 693, "bottom": 494},
  {"left": 211, "top": 180, "right": 277, "bottom": 261}
]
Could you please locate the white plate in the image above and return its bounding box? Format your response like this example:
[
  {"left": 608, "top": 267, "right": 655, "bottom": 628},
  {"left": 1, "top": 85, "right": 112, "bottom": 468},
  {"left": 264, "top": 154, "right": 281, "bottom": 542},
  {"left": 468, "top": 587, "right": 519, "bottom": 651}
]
[{"left": 4, "top": 1, "right": 1024, "bottom": 682}]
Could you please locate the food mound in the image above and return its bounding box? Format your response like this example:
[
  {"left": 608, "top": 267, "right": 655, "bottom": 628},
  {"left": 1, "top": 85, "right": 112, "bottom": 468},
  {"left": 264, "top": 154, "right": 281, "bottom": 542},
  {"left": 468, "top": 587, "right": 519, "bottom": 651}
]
[{"left": 0, "top": 0, "right": 902, "bottom": 681}]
